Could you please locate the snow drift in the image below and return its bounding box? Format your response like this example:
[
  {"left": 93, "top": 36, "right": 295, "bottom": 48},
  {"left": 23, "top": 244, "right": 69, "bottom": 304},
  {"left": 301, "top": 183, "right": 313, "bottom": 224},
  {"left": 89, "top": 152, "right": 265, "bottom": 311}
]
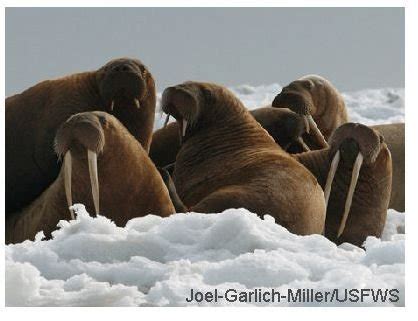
[
  {"left": 6, "top": 205, "right": 404, "bottom": 307},
  {"left": 6, "top": 85, "right": 405, "bottom": 307}
]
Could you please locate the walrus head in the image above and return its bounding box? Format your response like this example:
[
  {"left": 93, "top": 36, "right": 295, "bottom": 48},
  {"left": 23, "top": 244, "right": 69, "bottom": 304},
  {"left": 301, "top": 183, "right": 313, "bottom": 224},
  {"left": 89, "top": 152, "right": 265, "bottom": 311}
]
[
  {"left": 161, "top": 82, "right": 239, "bottom": 142},
  {"left": 323, "top": 123, "right": 385, "bottom": 238},
  {"left": 54, "top": 112, "right": 111, "bottom": 218},
  {"left": 272, "top": 78, "right": 328, "bottom": 148},
  {"left": 96, "top": 58, "right": 149, "bottom": 112},
  {"left": 252, "top": 108, "right": 311, "bottom": 152}
]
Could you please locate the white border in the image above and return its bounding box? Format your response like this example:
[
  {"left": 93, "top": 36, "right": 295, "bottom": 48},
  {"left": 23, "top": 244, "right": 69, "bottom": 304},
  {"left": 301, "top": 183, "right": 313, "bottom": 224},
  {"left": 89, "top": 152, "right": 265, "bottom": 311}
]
[{"left": 1, "top": 0, "right": 414, "bottom": 319}]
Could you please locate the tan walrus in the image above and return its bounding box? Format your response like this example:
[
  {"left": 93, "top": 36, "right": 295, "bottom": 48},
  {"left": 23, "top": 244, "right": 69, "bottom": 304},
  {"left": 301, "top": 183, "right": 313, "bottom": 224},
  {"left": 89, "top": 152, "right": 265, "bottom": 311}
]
[
  {"left": 6, "top": 58, "right": 156, "bottom": 215},
  {"left": 294, "top": 123, "right": 392, "bottom": 246},
  {"left": 150, "top": 107, "right": 310, "bottom": 168},
  {"left": 6, "top": 111, "right": 175, "bottom": 244},
  {"left": 272, "top": 74, "right": 348, "bottom": 149},
  {"left": 161, "top": 81, "right": 326, "bottom": 235},
  {"left": 371, "top": 123, "right": 404, "bottom": 212}
]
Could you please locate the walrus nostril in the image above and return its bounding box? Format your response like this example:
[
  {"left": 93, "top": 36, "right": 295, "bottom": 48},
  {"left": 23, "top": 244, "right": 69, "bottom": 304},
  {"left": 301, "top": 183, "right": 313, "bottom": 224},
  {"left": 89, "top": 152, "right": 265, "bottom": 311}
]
[{"left": 112, "top": 64, "right": 131, "bottom": 73}]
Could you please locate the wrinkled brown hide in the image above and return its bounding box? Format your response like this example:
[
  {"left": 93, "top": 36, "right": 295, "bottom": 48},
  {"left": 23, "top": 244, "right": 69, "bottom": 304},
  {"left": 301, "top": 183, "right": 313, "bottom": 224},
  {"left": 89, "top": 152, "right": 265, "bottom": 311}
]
[
  {"left": 6, "top": 58, "right": 156, "bottom": 215},
  {"left": 295, "top": 123, "right": 392, "bottom": 246},
  {"left": 150, "top": 122, "right": 182, "bottom": 168},
  {"left": 371, "top": 123, "right": 404, "bottom": 212},
  {"left": 272, "top": 75, "right": 348, "bottom": 148},
  {"left": 6, "top": 112, "right": 174, "bottom": 244},
  {"left": 149, "top": 107, "right": 309, "bottom": 168},
  {"left": 161, "top": 81, "right": 326, "bottom": 235}
]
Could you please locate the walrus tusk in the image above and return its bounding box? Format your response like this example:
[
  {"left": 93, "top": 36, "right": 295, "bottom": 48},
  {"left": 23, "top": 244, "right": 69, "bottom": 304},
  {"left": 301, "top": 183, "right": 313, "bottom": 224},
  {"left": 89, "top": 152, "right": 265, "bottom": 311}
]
[
  {"left": 110, "top": 100, "right": 115, "bottom": 112},
  {"left": 307, "top": 115, "right": 329, "bottom": 148},
  {"left": 87, "top": 150, "right": 100, "bottom": 215},
  {"left": 324, "top": 150, "right": 341, "bottom": 207},
  {"left": 337, "top": 152, "right": 364, "bottom": 238},
  {"left": 182, "top": 119, "right": 187, "bottom": 137},
  {"left": 296, "top": 137, "right": 310, "bottom": 152},
  {"left": 303, "top": 115, "right": 310, "bottom": 134},
  {"left": 134, "top": 98, "right": 140, "bottom": 109},
  {"left": 64, "top": 151, "right": 75, "bottom": 220},
  {"left": 163, "top": 114, "right": 170, "bottom": 128}
]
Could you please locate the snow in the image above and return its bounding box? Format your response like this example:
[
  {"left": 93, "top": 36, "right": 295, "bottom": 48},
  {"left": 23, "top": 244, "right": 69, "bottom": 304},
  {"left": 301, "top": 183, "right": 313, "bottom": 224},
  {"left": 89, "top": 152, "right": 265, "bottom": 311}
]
[
  {"left": 6, "top": 206, "right": 404, "bottom": 307},
  {"left": 6, "top": 84, "right": 405, "bottom": 307},
  {"left": 154, "top": 84, "right": 405, "bottom": 129}
]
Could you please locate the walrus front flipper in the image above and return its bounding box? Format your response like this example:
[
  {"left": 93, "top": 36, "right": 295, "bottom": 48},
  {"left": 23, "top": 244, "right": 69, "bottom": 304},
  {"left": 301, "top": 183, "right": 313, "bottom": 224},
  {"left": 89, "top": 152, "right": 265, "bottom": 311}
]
[
  {"left": 294, "top": 123, "right": 392, "bottom": 247},
  {"left": 157, "top": 166, "right": 187, "bottom": 213}
]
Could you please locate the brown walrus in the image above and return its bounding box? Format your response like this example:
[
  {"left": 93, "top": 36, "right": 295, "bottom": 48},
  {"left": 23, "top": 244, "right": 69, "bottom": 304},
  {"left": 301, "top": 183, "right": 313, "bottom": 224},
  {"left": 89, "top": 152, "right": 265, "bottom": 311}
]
[
  {"left": 6, "top": 111, "right": 175, "bottom": 244},
  {"left": 161, "top": 81, "right": 326, "bottom": 235},
  {"left": 294, "top": 123, "right": 392, "bottom": 246},
  {"left": 6, "top": 58, "right": 156, "bottom": 215},
  {"left": 272, "top": 74, "right": 348, "bottom": 149},
  {"left": 371, "top": 123, "right": 404, "bottom": 212},
  {"left": 150, "top": 107, "right": 310, "bottom": 168}
]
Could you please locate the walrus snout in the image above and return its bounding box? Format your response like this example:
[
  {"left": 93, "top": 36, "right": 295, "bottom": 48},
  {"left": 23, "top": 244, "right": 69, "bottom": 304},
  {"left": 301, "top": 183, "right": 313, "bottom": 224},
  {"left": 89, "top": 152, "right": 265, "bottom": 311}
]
[
  {"left": 54, "top": 112, "right": 106, "bottom": 158},
  {"left": 97, "top": 58, "right": 147, "bottom": 111},
  {"left": 270, "top": 110, "right": 310, "bottom": 152},
  {"left": 161, "top": 84, "right": 200, "bottom": 139},
  {"left": 329, "top": 123, "right": 382, "bottom": 165}
]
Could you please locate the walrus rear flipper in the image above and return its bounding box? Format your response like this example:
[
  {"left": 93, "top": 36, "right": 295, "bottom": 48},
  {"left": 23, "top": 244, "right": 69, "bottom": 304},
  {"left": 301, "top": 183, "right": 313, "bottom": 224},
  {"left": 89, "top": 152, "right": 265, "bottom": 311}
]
[{"left": 157, "top": 167, "right": 187, "bottom": 213}]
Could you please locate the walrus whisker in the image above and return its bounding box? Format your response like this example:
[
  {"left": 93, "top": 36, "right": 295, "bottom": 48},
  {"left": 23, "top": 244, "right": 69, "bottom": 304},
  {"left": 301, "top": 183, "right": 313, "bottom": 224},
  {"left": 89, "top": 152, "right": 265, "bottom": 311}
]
[
  {"left": 307, "top": 115, "right": 329, "bottom": 147},
  {"left": 110, "top": 100, "right": 115, "bottom": 112},
  {"left": 64, "top": 151, "right": 75, "bottom": 220},
  {"left": 182, "top": 119, "right": 187, "bottom": 137},
  {"left": 337, "top": 152, "right": 364, "bottom": 238},
  {"left": 87, "top": 149, "right": 100, "bottom": 215},
  {"left": 163, "top": 114, "right": 170, "bottom": 128},
  {"left": 296, "top": 137, "right": 310, "bottom": 152},
  {"left": 134, "top": 98, "right": 140, "bottom": 109},
  {"left": 324, "top": 150, "right": 340, "bottom": 207}
]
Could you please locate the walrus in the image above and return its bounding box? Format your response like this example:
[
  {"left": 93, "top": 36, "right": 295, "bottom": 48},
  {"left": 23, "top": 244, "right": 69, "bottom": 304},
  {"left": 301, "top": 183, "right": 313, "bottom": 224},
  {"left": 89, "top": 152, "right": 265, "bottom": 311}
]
[
  {"left": 6, "top": 57, "right": 156, "bottom": 215},
  {"left": 371, "top": 123, "right": 404, "bottom": 212},
  {"left": 6, "top": 111, "right": 175, "bottom": 244},
  {"left": 294, "top": 123, "right": 392, "bottom": 246},
  {"left": 161, "top": 81, "right": 326, "bottom": 235},
  {"left": 150, "top": 107, "right": 310, "bottom": 168},
  {"left": 272, "top": 74, "right": 348, "bottom": 149}
]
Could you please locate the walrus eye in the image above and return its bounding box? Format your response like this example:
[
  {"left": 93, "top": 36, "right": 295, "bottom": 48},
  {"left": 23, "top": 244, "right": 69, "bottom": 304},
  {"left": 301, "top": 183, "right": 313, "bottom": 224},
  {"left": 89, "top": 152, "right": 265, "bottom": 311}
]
[
  {"left": 302, "top": 81, "right": 313, "bottom": 90},
  {"left": 201, "top": 88, "right": 214, "bottom": 104}
]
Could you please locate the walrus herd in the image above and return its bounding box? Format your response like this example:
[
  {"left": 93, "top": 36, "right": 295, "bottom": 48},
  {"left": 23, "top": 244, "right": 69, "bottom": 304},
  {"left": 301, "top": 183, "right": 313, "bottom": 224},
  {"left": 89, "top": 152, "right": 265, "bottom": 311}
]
[{"left": 5, "top": 57, "right": 404, "bottom": 247}]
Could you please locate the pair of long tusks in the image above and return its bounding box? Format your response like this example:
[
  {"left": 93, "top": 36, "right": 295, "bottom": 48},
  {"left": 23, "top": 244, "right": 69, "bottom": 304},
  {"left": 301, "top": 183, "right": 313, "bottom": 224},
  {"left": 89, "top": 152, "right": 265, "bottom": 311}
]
[
  {"left": 163, "top": 115, "right": 187, "bottom": 137},
  {"left": 63, "top": 149, "right": 100, "bottom": 218},
  {"left": 110, "top": 99, "right": 140, "bottom": 111},
  {"left": 305, "top": 115, "right": 329, "bottom": 148},
  {"left": 323, "top": 151, "right": 364, "bottom": 238}
]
